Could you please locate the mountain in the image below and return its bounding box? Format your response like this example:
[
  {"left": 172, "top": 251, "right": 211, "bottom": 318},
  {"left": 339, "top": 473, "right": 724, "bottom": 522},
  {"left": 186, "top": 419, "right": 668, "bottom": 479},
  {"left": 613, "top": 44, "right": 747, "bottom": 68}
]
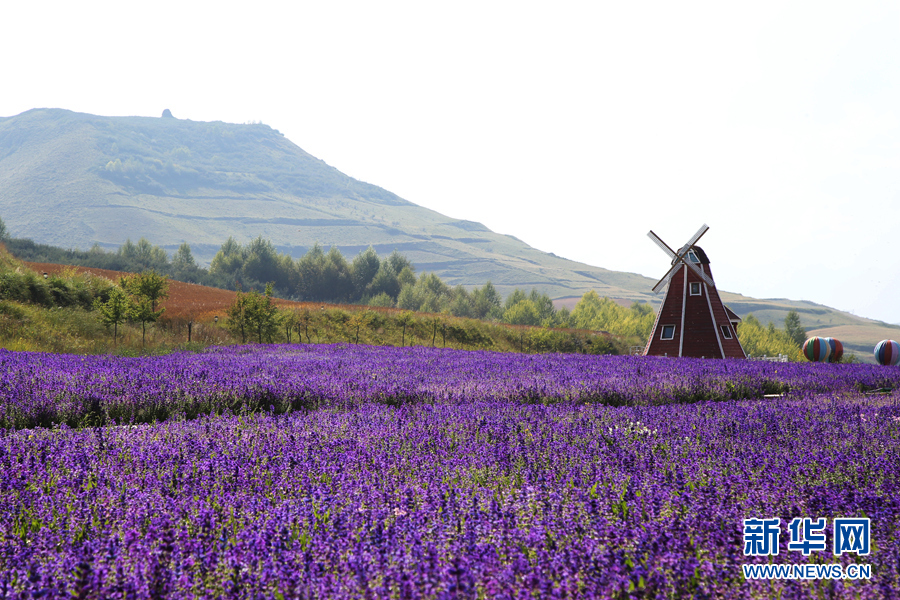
[
  {"left": 1, "top": 108, "right": 897, "bottom": 360},
  {"left": 0, "top": 108, "right": 651, "bottom": 304}
]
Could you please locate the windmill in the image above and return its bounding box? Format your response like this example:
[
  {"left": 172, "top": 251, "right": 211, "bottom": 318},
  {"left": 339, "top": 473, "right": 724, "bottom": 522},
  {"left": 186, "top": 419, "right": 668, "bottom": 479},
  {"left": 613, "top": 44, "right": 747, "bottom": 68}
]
[{"left": 644, "top": 224, "right": 746, "bottom": 359}]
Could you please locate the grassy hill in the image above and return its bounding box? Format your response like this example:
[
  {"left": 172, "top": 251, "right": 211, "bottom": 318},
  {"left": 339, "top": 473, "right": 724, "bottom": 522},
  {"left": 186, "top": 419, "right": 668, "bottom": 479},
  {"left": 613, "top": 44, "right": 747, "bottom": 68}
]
[
  {"left": 3, "top": 248, "right": 622, "bottom": 356},
  {"left": 0, "top": 108, "right": 652, "bottom": 303},
  {"left": 1, "top": 108, "right": 897, "bottom": 360}
]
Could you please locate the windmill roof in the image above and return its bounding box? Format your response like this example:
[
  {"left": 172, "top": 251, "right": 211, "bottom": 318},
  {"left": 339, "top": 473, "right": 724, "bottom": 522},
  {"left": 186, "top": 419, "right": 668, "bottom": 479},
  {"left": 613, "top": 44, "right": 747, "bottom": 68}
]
[{"left": 692, "top": 246, "right": 710, "bottom": 264}]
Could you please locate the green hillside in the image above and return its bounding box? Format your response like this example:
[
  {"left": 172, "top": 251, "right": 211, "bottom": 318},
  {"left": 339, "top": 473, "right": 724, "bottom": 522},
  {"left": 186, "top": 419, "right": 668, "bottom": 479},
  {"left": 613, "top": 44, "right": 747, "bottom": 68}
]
[
  {"left": 1, "top": 108, "right": 897, "bottom": 360},
  {"left": 0, "top": 108, "right": 651, "bottom": 303}
]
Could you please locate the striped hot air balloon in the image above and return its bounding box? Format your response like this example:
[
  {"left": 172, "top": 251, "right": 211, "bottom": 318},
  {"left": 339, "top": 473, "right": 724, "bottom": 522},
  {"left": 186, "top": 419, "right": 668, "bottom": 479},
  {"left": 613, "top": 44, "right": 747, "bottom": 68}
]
[
  {"left": 803, "top": 337, "right": 832, "bottom": 362},
  {"left": 826, "top": 337, "right": 843, "bottom": 363},
  {"left": 874, "top": 340, "right": 900, "bottom": 366}
]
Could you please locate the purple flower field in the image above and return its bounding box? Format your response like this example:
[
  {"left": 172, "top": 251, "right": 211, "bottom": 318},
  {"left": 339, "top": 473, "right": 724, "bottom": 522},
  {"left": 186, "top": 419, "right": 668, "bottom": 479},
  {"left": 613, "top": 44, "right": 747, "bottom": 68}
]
[
  {"left": 1, "top": 345, "right": 899, "bottom": 598},
  {"left": 2, "top": 344, "right": 900, "bottom": 429}
]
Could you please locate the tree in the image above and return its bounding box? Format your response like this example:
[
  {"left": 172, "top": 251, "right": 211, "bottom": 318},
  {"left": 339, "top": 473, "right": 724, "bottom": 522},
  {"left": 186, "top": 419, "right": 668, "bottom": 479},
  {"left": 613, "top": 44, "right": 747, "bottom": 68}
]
[
  {"left": 503, "top": 299, "right": 541, "bottom": 326},
  {"left": 295, "top": 308, "right": 313, "bottom": 343},
  {"left": 242, "top": 236, "right": 281, "bottom": 287},
  {"left": 121, "top": 271, "right": 169, "bottom": 312},
  {"left": 368, "top": 264, "right": 401, "bottom": 300},
  {"left": 118, "top": 238, "right": 169, "bottom": 272},
  {"left": 737, "top": 314, "right": 803, "bottom": 361},
  {"left": 246, "top": 284, "right": 281, "bottom": 343},
  {"left": 504, "top": 289, "right": 528, "bottom": 311},
  {"left": 368, "top": 292, "right": 394, "bottom": 308},
  {"left": 210, "top": 237, "right": 246, "bottom": 282},
  {"left": 171, "top": 242, "right": 200, "bottom": 281},
  {"left": 297, "top": 243, "right": 326, "bottom": 300},
  {"left": 350, "top": 246, "right": 381, "bottom": 300},
  {"left": 569, "top": 291, "right": 655, "bottom": 342},
  {"left": 386, "top": 251, "right": 414, "bottom": 278},
  {"left": 348, "top": 310, "right": 373, "bottom": 344},
  {"left": 323, "top": 247, "right": 354, "bottom": 302},
  {"left": 472, "top": 282, "right": 502, "bottom": 320},
  {"left": 784, "top": 310, "right": 806, "bottom": 348},
  {"left": 227, "top": 284, "right": 281, "bottom": 344},
  {"left": 94, "top": 286, "right": 132, "bottom": 347},
  {"left": 0, "top": 216, "right": 8, "bottom": 241},
  {"left": 397, "top": 311, "right": 415, "bottom": 346},
  {"left": 226, "top": 291, "right": 251, "bottom": 343},
  {"left": 120, "top": 271, "right": 169, "bottom": 348},
  {"left": 528, "top": 289, "right": 556, "bottom": 322}
]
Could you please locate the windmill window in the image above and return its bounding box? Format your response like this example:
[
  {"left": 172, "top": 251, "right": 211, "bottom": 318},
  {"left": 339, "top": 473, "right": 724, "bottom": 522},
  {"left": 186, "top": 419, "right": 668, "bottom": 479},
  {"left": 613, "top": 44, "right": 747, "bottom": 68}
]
[
  {"left": 689, "top": 282, "right": 701, "bottom": 296},
  {"left": 688, "top": 251, "right": 700, "bottom": 263},
  {"left": 720, "top": 325, "right": 733, "bottom": 339},
  {"left": 661, "top": 325, "right": 676, "bottom": 340}
]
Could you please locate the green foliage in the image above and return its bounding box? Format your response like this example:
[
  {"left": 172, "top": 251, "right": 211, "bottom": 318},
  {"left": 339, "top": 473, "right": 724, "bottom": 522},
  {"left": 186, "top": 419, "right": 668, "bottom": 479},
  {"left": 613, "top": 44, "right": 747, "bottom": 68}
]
[
  {"left": 120, "top": 271, "right": 169, "bottom": 348},
  {"left": 504, "top": 299, "right": 542, "bottom": 326},
  {"left": 368, "top": 292, "right": 394, "bottom": 308},
  {"left": 784, "top": 310, "right": 806, "bottom": 348},
  {"left": 737, "top": 314, "right": 803, "bottom": 361},
  {"left": 226, "top": 285, "right": 281, "bottom": 344},
  {"left": 0, "top": 216, "right": 8, "bottom": 241},
  {"left": 569, "top": 291, "right": 655, "bottom": 343},
  {"left": 500, "top": 288, "right": 566, "bottom": 328},
  {"left": 93, "top": 287, "right": 133, "bottom": 346}
]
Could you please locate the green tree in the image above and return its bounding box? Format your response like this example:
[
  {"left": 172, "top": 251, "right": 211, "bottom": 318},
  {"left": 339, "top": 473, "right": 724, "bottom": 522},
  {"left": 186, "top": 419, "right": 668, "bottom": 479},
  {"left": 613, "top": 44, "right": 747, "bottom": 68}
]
[
  {"left": 449, "top": 286, "right": 473, "bottom": 318},
  {"left": 504, "top": 288, "right": 528, "bottom": 311},
  {"left": 121, "top": 270, "right": 169, "bottom": 312},
  {"left": 368, "top": 292, "right": 394, "bottom": 308},
  {"left": 397, "top": 266, "right": 417, "bottom": 289},
  {"left": 0, "top": 216, "right": 8, "bottom": 241},
  {"left": 386, "top": 251, "right": 414, "bottom": 278},
  {"left": 350, "top": 246, "right": 381, "bottom": 300},
  {"left": 503, "top": 299, "right": 541, "bottom": 326},
  {"left": 226, "top": 291, "right": 251, "bottom": 343},
  {"left": 94, "top": 286, "right": 132, "bottom": 347},
  {"left": 397, "top": 311, "right": 415, "bottom": 345},
  {"left": 528, "top": 289, "right": 556, "bottom": 322},
  {"left": 210, "top": 237, "right": 246, "bottom": 283},
  {"left": 244, "top": 284, "right": 281, "bottom": 343},
  {"left": 368, "top": 264, "right": 401, "bottom": 300},
  {"left": 570, "top": 291, "right": 655, "bottom": 342},
  {"left": 171, "top": 242, "right": 202, "bottom": 281},
  {"left": 323, "top": 247, "right": 354, "bottom": 302},
  {"left": 297, "top": 243, "right": 326, "bottom": 300},
  {"left": 472, "top": 281, "right": 502, "bottom": 320},
  {"left": 784, "top": 310, "right": 807, "bottom": 348},
  {"left": 118, "top": 238, "right": 169, "bottom": 272},
  {"left": 120, "top": 271, "right": 169, "bottom": 348},
  {"left": 241, "top": 236, "right": 281, "bottom": 287},
  {"left": 737, "top": 314, "right": 803, "bottom": 361},
  {"left": 397, "top": 283, "right": 423, "bottom": 311}
]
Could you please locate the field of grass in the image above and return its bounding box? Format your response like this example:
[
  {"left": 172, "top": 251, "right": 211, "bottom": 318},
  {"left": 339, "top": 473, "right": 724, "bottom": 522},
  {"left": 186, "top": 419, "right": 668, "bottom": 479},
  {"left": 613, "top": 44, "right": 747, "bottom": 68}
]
[{"left": 4, "top": 260, "right": 622, "bottom": 357}]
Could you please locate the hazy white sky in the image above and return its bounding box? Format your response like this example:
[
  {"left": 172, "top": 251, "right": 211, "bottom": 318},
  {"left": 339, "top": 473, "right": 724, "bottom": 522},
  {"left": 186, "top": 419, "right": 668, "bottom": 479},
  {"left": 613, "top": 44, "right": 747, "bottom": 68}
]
[{"left": 3, "top": 1, "right": 900, "bottom": 323}]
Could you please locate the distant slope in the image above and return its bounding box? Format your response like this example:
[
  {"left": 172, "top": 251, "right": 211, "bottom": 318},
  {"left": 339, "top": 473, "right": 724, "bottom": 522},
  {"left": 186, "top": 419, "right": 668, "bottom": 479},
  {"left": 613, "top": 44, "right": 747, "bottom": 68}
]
[
  {"left": 0, "top": 108, "right": 652, "bottom": 303},
  {"left": 717, "top": 292, "right": 900, "bottom": 361},
  {"left": 1, "top": 108, "right": 896, "bottom": 360}
]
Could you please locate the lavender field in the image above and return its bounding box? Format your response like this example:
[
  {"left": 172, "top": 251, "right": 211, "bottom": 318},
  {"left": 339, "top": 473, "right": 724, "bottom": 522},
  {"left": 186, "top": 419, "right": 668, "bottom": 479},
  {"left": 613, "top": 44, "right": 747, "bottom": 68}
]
[{"left": 1, "top": 345, "right": 899, "bottom": 598}]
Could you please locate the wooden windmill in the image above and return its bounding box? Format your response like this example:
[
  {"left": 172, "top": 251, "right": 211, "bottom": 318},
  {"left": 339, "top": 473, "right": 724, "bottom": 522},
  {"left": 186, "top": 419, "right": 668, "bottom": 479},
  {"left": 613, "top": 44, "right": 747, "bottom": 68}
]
[{"left": 644, "top": 224, "right": 746, "bottom": 359}]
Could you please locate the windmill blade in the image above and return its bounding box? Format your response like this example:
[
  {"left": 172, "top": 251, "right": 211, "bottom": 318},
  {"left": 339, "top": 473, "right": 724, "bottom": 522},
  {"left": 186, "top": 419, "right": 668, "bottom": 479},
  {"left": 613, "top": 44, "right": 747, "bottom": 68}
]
[
  {"left": 684, "top": 223, "right": 709, "bottom": 250},
  {"left": 652, "top": 261, "right": 682, "bottom": 293},
  {"left": 647, "top": 230, "right": 677, "bottom": 259},
  {"left": 682, "top": 259, "right": 715, "bottom": 287}
]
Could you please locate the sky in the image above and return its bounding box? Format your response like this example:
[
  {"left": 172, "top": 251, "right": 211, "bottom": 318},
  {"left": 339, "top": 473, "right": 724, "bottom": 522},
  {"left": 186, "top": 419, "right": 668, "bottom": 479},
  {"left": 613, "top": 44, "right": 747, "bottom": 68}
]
[{"left": 2, "top": 1, "right": 900, "bottom": 323}]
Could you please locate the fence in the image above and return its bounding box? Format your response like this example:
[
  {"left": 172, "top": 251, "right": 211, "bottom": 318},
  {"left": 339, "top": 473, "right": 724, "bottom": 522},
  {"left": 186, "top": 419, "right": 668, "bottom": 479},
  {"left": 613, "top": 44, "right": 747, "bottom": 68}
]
[{"left": 747, "top": 354, "right": 789, "bottom": 363}]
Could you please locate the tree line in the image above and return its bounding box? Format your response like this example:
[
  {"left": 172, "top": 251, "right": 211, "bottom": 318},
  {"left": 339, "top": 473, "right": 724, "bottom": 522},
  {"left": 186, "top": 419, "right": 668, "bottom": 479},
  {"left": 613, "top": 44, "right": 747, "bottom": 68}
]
[{"left": 2, "top": 216, "right": 834, "bottom": 361}]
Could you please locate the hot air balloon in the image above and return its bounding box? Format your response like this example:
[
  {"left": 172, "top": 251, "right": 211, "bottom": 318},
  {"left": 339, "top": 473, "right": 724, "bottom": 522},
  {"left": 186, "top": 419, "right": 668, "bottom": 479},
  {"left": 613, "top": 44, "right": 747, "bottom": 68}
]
[
  {"left": 803, "top": 337, "right": 831, "bottom": 362},
  {"left": 874, "top": 340, "right": 900, "bottom": 366}
]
